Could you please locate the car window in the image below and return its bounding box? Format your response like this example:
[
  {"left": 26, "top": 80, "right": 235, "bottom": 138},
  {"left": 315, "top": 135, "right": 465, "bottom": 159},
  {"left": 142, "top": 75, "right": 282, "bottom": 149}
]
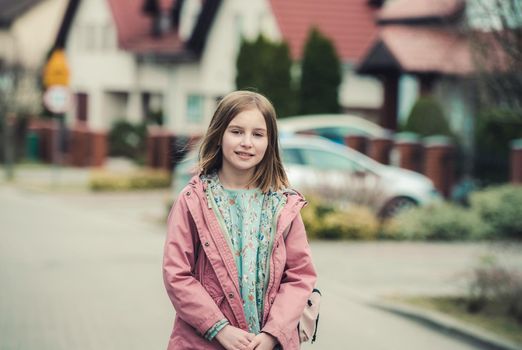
[
  {"left": 299, "top": 148, "right": 362, "bottom": 171},
  {"left": 282, "top": 147, "right": 304, "bottom": 165}
]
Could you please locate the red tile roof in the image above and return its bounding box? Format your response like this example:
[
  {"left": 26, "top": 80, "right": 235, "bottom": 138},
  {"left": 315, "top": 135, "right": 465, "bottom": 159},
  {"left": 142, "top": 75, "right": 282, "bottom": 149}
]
[
  {"left": 378, "top": 0, "right": 464, "bottom": 21},
  {"left": 269, "top": 0, "right": 379, "bottom": 62},
  {"left": 380, "top": 25, "right": 473, "bottom": 75},
  {"left": 106, "top": 0, "right": 184, "bottom": 54}
]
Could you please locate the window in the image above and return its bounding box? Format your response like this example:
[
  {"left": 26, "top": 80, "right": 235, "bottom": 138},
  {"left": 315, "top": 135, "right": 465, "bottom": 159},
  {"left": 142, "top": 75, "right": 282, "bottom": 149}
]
[
  {"left": 76, "top": 93, "right": 88, "bottom": 122},
  {"left": 187, "top": 94, "right": 203, "bottom": 123},
  {"left": 282, "top": 148, "right": 304, "bottom": 165},
  {"left": 299, "top": 148, "right": 362, "bottom": 171},
  {"left": 84, "top": 24, "right": 96, "bottom": 50}
]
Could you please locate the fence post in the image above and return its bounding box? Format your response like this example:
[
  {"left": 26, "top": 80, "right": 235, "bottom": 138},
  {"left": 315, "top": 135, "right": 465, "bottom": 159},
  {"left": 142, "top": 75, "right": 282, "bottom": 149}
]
[
  {"left": 393, "top": 132, "right": 423, "bottom": 173},
  {"left": 344, "top": 134, "right": 368, "bottom": 154},
  {"left": 424, "top": 135, "right": 454, "bottom": 198},
  {"left": 511, "top": 138, "right": 522, "bottom": 184},
  {"left": 369, "top": 135, "right": 394, "bottom": 164}
]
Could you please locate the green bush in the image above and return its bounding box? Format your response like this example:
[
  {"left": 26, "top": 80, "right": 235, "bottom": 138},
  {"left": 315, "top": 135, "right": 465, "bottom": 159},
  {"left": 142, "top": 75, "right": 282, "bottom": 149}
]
[
  {"left": 89, "top": 169, "right": 170, "bottom": 191},
  {"left": 301, "top": 196, "right": 379, "bottom": 240},
  {"left": 474, "top": 108, "right": 522, "bottom": 184},
  {"left": 319, "top": 206, "right": 379, "bottom": 240},
  {"left": 469, "top": 185, "right": 522, "bottom": 239},
  {"left": 403, "top": 97, "right": 452, "bottom": 138},
  {"left": 391, "top": 203, "right": 486, "bottom": 241},
  {"left": 108, "top": 120, "right": 147, "bottom": 161}
]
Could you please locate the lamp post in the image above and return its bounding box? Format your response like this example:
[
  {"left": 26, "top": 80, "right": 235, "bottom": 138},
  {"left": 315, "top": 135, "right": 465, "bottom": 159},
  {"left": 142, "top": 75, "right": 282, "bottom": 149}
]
[{"left": 0, "top": 68, "right": 16, "bottom": 181}]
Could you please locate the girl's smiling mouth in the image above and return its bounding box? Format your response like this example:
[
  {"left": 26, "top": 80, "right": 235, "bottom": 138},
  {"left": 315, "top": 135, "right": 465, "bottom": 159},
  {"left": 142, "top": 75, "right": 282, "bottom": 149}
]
[{"left": 235, "top": 151, "right": 254, "bottom": 158}]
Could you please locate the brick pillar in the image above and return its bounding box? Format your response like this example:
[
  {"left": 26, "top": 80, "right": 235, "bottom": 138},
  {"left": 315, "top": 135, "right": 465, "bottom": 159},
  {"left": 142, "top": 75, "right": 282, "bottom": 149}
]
[
  {"left": 69, "top": 123, "right": 90, "bottom": 167},
  {"left": 369, "top": 135, "right": 394, "bottom": 164},
  {"left": 158, "top": 132, "right": 174, "bottom": 171},
  {"left": 147, "top": 128, "right": 175, "bottom": 170},
  {"left": 511, "top": 139, "right": 522, "bottom": 184},
  {"left": 40, "top": 120, "right": 59, "bottom": 164},
  {"left": 394, "top": 132, "right": 423, "bottom": 173},
  {"left": 90, "top": 131, "right": 107, "bottom": 167},
  {"left": 424, "top": 136, "right": 454, "bottom": 198},
  {"left": 344, "top": 134, "right": 368, "bottom": 154},
  {"left": 146, "top": 128, "right": 160, "bottom": 168}
]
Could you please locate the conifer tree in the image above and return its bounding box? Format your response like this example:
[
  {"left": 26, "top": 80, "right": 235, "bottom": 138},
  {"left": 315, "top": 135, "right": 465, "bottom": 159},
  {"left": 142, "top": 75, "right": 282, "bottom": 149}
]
[
  {"left": 299, "top": 27, "right": 341, "bottom": 114},
  {"left": 236, "top": 35, "right": 295, "bottom": 118}
]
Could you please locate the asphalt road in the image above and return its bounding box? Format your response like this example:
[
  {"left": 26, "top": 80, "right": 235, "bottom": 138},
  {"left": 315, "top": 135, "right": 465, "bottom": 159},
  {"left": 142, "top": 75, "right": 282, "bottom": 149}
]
[{"left": 1, "top": 185, "right": 520, "bottom": 350}]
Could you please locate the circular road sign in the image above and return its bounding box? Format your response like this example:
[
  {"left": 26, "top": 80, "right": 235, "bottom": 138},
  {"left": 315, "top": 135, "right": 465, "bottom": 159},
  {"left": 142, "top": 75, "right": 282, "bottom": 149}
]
[{"left": 43, "top": 86, "right": 71, "bottom": 114}]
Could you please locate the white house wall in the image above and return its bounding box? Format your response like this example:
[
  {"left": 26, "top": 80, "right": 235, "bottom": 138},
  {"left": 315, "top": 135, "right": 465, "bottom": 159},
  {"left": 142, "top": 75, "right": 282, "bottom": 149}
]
[
  {"left": 167, "top": 0, "right": 280, "bottom": 136},
  {"left": 339, "top": 65, "right": 383, "bottom": 112},
  {"left": 65, "top": 0, "right": 171, "bottom": 130},
  {"left": 4, "top": 0, "right": 68, "bottom": 70}
]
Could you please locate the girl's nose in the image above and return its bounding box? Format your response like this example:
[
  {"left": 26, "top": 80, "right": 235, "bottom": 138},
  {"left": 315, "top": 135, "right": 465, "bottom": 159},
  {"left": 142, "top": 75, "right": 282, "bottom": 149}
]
[{"left": 240, "top": 135, "right": 253, "bottom": 147}]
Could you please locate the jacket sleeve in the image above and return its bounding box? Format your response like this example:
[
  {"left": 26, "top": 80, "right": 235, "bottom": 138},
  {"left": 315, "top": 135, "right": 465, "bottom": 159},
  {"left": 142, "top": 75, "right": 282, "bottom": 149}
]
[
  {"left": 262, "top": 213, "right": 317, "bottom": 349},
  {"left": 162, "top": 195, "right": 226, "bottom": 335}
]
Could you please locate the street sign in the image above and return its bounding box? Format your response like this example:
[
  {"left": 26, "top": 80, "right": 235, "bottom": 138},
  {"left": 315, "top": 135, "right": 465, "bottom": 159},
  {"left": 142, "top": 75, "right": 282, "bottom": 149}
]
[
  {"left": 43, "top": 86, "right": 71, "bottom": 114},
  {"left": 43, "top": 49, "right": 70, "bottom": 87}
]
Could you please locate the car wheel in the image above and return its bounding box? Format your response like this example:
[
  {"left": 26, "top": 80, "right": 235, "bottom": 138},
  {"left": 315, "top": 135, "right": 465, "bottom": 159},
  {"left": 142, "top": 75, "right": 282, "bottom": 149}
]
[{"left": 380, "top": 197, "right": 418, "bottom": 218}]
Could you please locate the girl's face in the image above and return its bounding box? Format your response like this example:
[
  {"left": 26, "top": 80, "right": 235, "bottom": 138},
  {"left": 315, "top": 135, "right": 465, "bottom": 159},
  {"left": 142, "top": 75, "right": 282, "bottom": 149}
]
[{"left": 220, "top": 108, "right": 268, "bottom": 176}]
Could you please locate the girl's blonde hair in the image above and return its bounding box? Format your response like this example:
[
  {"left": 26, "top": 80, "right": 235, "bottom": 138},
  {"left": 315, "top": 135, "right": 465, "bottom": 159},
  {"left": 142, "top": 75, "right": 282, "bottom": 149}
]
[{"left": 198, "top": 90, "right": 289, "bottom": 192}]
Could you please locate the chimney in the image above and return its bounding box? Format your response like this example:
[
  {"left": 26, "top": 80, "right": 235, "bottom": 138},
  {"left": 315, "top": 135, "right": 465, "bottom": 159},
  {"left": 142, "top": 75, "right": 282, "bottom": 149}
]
[
  {"left": 367, "top": 0, "right": 385, "bottom": 8},
  {"left": 142, "top": 0, "right": 161, "bottom": 37}
]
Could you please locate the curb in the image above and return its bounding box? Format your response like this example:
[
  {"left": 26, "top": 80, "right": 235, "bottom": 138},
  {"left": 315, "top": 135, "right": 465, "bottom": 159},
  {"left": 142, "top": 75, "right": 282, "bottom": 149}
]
[{"left": 367, "top": 299, "right": 522, "bottom": 350}]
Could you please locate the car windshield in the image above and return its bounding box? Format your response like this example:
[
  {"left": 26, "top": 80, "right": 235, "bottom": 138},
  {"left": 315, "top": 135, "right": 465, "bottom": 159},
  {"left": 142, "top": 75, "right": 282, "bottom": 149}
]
[{"left": 283, "top": 146, "right": 366, "bottom": 172}]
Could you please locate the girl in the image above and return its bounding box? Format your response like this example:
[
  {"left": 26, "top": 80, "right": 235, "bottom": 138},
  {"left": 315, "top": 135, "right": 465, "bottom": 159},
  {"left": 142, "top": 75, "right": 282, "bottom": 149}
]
[{"left": 163, "top": 91, "right": 317, "bottom": 350}]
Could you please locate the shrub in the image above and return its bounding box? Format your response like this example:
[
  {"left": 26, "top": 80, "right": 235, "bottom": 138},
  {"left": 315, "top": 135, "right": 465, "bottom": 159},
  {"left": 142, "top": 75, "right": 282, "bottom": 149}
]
[
  {"left": 89, "top": 169, "right": 170, "bottom": 191},
  {"left": 467, "top": 257, "right": 522, "bottom": 322},
  {"left": 403, "top": 97, "right": 452, "bottom": 138},
  {"left": 301, "top": 196, "right": 379, "bottom": 240},
  {"left": 474, "top": 107, "right": 522, "bottom": 184},
  {"left": 318, "top": 206, "right": 379, "bottom": 240},
  {"left": 391, "top": 202, "right": 486, "bottom": 241},
  {"left": 469, "top": 185, "right": 522, "bottom": 240},
  {"left": 108, "top": 120, "right": 147, "bottom": 161}
]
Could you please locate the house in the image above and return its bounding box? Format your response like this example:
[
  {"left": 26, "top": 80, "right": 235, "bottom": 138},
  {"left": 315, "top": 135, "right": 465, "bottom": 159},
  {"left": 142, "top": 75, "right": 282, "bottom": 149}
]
[
  {"left": 56, "top": 0, "right": 385, "bottom": 136},
  {"left": 0, "top": 0, "right": 68, "bottom": 114},
  {"left": 357, "top": 0, "right": 481, "bottom": 169}
]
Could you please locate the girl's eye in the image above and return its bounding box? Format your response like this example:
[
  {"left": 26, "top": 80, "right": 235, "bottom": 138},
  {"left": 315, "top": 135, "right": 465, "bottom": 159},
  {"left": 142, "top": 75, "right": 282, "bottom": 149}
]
[
  {"left": 231, "top": 130, "right": 241, "bottom": 134},
  {"left": 254, "top": 133, "right": 264, "bottom": 137}
]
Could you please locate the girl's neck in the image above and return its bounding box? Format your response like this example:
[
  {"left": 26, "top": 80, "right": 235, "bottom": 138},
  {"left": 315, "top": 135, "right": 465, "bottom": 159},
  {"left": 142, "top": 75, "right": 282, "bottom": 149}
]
[{"left": 217, "top": 168, "right": 256, "bottom": 190}]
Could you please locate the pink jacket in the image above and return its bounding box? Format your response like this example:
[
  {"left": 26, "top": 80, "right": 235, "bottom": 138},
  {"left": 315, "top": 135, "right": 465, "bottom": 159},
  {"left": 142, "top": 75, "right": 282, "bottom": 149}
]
[{"left": 163, "top": 175, "right": 317, "bottom": 350}]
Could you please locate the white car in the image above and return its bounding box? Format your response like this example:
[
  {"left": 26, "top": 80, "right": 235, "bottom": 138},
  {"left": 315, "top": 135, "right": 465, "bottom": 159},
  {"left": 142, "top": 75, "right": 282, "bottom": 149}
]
[
  {"left": 278, "top": 114, "right": 391, "bottom": 144},
  {"left": 173, "top": 135, "right": 440, "bottom": 217},
  {"left": 280, "top": 135, "right": 440, "bottom": 217}
]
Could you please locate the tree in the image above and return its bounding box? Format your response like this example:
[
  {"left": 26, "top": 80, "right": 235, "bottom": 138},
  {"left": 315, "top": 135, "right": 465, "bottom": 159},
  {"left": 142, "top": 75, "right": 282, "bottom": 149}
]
[
  {"left": 299, "top": 27, "right": 341, "bottom": 114},
  {"left": 467, "top": 0, "right": 522, "bottom": 108},
  {"left": 466, "top": 0, "right": 522, "bottom": 182},
  {"left": 236, "top": 35, "right": 295, "bottom": 118}
]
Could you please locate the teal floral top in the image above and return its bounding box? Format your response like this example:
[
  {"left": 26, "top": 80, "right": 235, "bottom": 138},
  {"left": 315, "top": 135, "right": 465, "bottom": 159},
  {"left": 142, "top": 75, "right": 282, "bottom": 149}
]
[{"left": 202, "top": 172, "right": 286, "bottom": 338}]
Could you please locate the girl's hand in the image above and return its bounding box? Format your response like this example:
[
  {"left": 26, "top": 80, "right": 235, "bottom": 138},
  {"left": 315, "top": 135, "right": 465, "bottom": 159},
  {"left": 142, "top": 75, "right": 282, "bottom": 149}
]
[
  {"left": 215, "top": 325, "right": 255, "bottom": 350},
  {"left": 245, "top": 332, "right": 278, "bottom": 350}
]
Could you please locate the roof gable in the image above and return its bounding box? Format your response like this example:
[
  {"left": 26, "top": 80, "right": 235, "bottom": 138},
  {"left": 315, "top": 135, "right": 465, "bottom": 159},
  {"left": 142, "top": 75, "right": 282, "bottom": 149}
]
[
  {"left": 269, "top": 0, "right": 379, "bottom": 62},
  {"left": 358, "top": 25, "right": 473, "bottom": 76},
  {"left": 55, "top": 0, "right": 222, "bottom": 61},
  {"left": 378, "top": 0, "right": 465, "bottom": 24}
]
